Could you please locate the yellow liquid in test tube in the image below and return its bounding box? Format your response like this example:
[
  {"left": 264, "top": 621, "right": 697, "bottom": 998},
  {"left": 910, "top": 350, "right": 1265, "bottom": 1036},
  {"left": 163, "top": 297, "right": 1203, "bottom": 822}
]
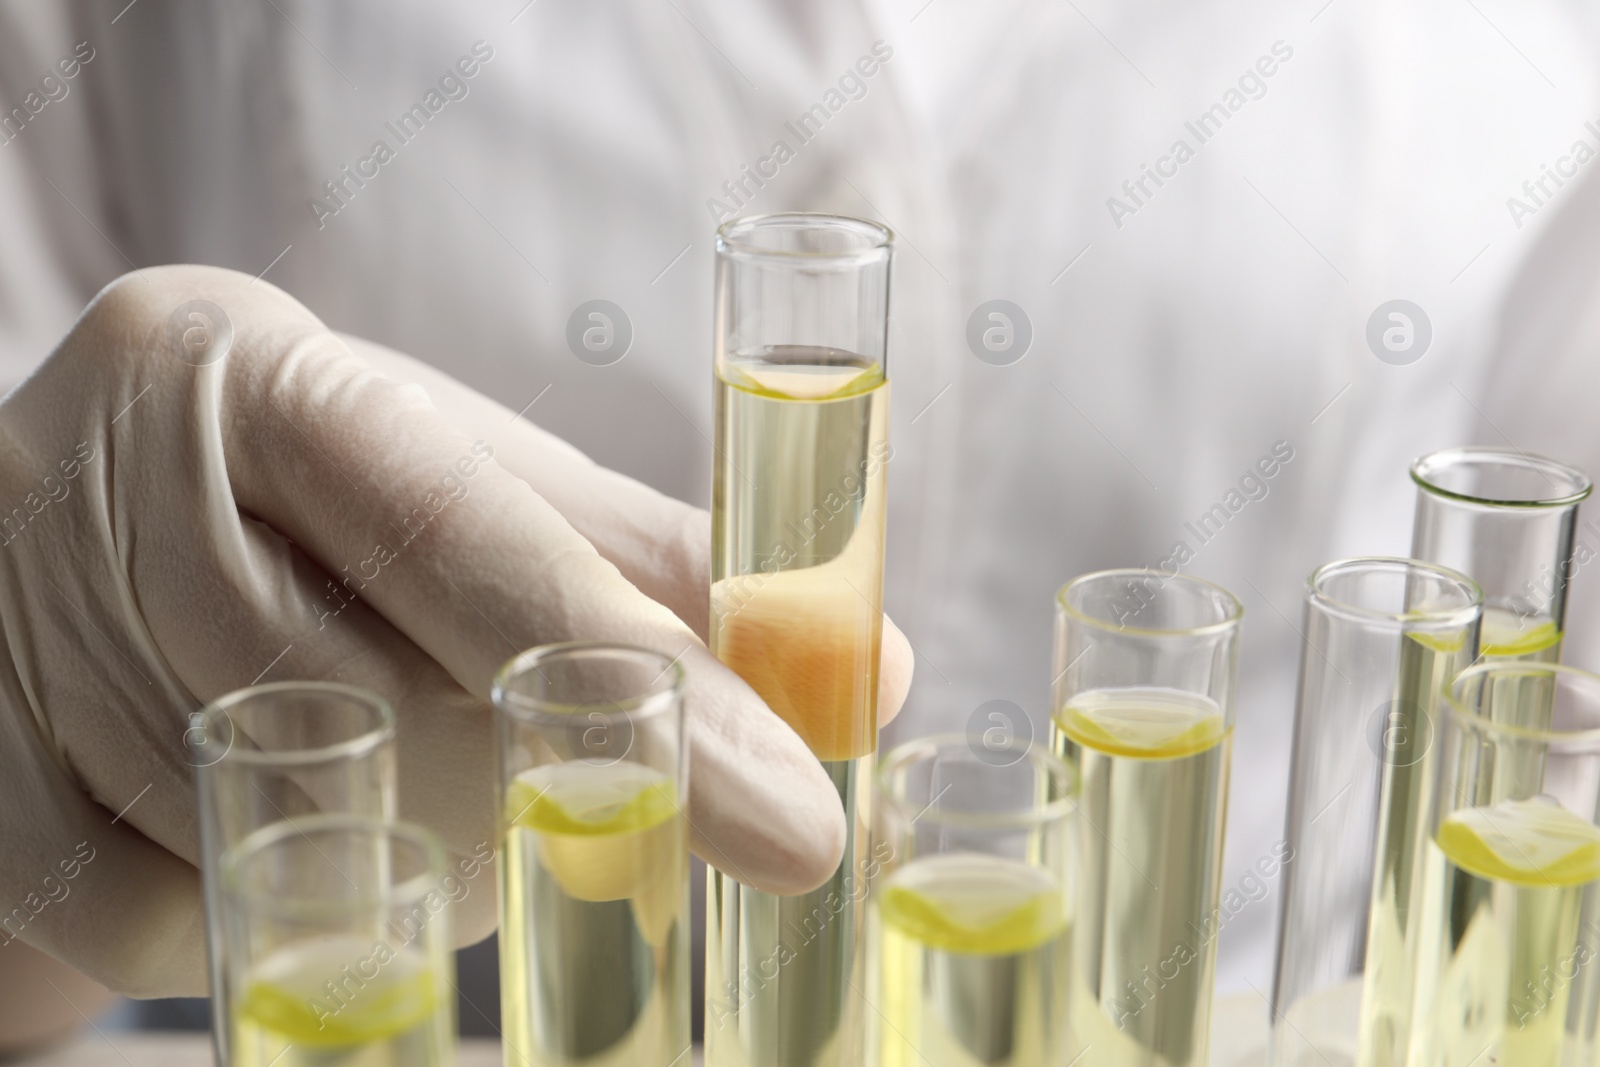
[
  {"left": 1053, "top": 686, "right": 1231, "bottom": 1067},
  {"left": 1407, "top": 798, "right": 1600, "bottom": 1067},
  {"left": 1356, "top": 628, "right": 1478, "bottom": 1067},
  {"left": 500, "top": 762, "right": 689, "bottom": 1067},
  {"left": 870, "top": 854, "right": 1070, "bottom": 1067},
  {"left": 1357, "top": 612, "right": 1568, "bottom": 1067},
  {"left": 705, "top": 348, "right": 888, "bottom": 1067},
  {"left": 232, "top": 936, "right": 451, "bottom": 1067},
  {"left": 709, "top": 353, "right": 887, "bottom": 763}
]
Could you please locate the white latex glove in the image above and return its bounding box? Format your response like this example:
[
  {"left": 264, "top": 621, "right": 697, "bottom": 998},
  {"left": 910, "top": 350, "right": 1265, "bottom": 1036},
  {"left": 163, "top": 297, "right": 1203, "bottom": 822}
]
[{"left": 0, "top": 265, "right": 911, "bottom": 997}]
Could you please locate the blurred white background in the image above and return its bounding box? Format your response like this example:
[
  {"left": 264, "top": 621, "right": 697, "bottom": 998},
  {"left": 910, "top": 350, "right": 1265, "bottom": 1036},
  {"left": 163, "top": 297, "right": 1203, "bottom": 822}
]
[{"left": 5, "top": 0, "right": 1600, "bottom": 1046}]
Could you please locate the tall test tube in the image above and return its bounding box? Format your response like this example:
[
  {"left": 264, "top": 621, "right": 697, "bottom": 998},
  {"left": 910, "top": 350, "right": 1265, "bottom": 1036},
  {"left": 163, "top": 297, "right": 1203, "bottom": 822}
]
[
  {"left": 193, "top": 682, "right": 398, "bottom": 1066},
  {"left": 705, "top": 212, "right": 892, "bottom": 1067},
  {"left": 1410, "top": 447, "right": 1590, "bottom": 662},
  {"left": 1050, "top": 569, "right": 1242, "bottom": 1067},
  {"left": 1266, "top": 559, "right": 1482, "bottom": 1067}
]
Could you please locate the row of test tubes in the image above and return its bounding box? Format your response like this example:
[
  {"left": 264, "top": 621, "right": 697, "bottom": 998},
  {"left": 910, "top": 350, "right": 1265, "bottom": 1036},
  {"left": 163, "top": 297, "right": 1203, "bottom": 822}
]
[
  {"left": 190, "top": 209, "right": 1600, "bottom": 1067},
  {"left": 186, "top": 617, "right": 1215, "bottom": 1067},
  {"left": 1271, "top": 448, "right": 1600, "bottom": 1067},
  {"left": 190, "top": 648, "right": 687, "bottom": 1067},
  {"left": 698, "top": 210, "right": 1244, "bottom": 1067},
  {"left": 698, "top": 213, "right": 1600, "bottom": 1066},
  {"left": 187, "top": 489, "right": 1600, "bottom": 1067}
]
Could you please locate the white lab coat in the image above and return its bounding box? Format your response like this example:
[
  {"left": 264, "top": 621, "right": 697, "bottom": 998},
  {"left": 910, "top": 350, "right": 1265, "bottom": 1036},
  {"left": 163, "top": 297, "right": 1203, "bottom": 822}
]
[{"left": 3, "top": 0, "right": 1599, "bottom": 1009}]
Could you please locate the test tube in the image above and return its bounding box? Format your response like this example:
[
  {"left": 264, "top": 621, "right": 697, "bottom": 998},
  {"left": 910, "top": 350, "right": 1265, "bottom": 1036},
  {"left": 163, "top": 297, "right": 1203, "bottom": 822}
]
[
  {"left": 193, "top": 682, "right": 398, "bottom": 1065},
  {"left": 1410, "top": 447, "right": 1590, "bottom": 661},
  {"left": 705, "top": 212, "right": 892, "bottom": 1067},
  {"left": 870, "top": 735, "right": 1076, "bottom": 1067},
  {"left": 1405, "top": 663, "right": 1600, "bottom": 1066},
  {"left": 220, "top": 814, "right": 457, "bottom": 1067},
  {"left": 1050, "top": 569, "right": 1242, "bottom": 1067},
  {"left": 492, "top": 642, "right": 690, "bottom": 1067},
  {"left": 1267, "top": 559, "right": 1482, "bottom": 1067}
]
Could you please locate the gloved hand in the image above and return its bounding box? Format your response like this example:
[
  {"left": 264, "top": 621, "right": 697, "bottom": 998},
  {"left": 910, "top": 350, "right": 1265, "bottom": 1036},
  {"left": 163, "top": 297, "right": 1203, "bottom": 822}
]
[{"left": 0, "top": 265, "right": 912, "bottom": 997}]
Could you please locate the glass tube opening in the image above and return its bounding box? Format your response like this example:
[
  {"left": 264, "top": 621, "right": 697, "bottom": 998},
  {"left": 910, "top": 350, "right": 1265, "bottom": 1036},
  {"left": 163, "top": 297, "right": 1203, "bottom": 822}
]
[
  {"left": 1445, "top": 662, "right": 1600, "bottom": 749},
  {"left": 717, "top": 213, "right": 892, "bottom": 264},
  {"left": 877, "top": 734, "right": 1076, "bottom": 832},
  {"left": 1057, "top": 568, "right": 1243, "bottom": 637},
  {"left": 492, "top": 642, "right": 684, "bottom": 727},
  {"left": 223, "top": 814, "right": 446, "bottom": 916},
  {"left": 1308, "top": 557, "right": 1483, "bottom": 631},
  {"left": 1412, "top": 447, "right": 1592, "bottom": 509},
  {"left": 195, "top": 682, "right": 396, "bottom": 769},
  {"left": 715, "top": 212, "right": 894, "bottom": 379}
]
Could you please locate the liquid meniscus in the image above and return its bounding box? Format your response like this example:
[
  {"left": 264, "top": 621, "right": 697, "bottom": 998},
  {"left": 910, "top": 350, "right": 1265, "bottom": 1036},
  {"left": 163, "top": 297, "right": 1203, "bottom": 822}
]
[
  {"left": 1054, "top": 686, "right": 1230, "bottom": 1067},
  {"left": 1408, "top": 798, "right": 1600, "bottom": 1067},
  {"left": 500, "top": 762, "right": 689, "bottom": 1067},
  {"left": 871, "top": 854, "right": 1070, "bottom": 1067},
  {"left": 232, "top": 935, "right": 451, "bottom": 1067}
]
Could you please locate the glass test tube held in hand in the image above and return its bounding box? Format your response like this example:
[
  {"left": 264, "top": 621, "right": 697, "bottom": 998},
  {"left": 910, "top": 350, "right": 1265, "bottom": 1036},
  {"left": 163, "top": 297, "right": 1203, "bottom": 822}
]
[
  {"left": 705, "top": 213, "right": 892, "bottom": 1067},
  {"left": 869, "top": 736, "right": 1076, "bottom": 1067},
  {"left": 1406, "top": 664, "right": 1600, "bottom": 1067},
  {"left": 221, "top": 816, "right": 457, "bottom": 1067},
  {"left": 493, "top": 643, "right": 690, "bottom": 1067},
  {"left": 1263, "top": 560, "right": 1481, "bottom": 1067},
  {"left": 1050, "top": 569, "right": 1241, "bottom": 1067},
  {"left": 194, "top": 683, "right": 399, "bottom": 1066},
  {"left": 1411, "top": 447, "right": 1590, "bottom": 663}
]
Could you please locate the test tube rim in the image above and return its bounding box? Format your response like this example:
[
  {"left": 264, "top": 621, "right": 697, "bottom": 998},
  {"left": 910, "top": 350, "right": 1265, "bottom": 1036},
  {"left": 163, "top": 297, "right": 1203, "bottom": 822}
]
[
  {"left": 197, "top": 681, "right": 396, "bottom": 769},
  {"left": 221, "top": 812, "right": 448, "bottom": 916},
  {"left": 876, "top": 733, "right": 1078, "bottom": 832},
  {"left": 1410, "top": 445, "right": 1593, "bottom": 509},
  {"left": 716, "top": 211, "right": 893, "bottom": 266},
  {"left": 1305, "top": 556, "right": 1484, "bottom": 631},
  {"left": 1443, "top": 661, "right": 1600, "bottom": 750},
  {"left": 491, "top": 640, "right": 685, "bottom": 728},
  {"left": 1056, "top": 568, "right": 1244, "bottom": 640}
]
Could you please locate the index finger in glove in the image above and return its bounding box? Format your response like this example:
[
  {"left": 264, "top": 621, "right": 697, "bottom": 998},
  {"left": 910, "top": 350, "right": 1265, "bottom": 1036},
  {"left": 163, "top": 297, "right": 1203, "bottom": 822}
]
[{"left": 339, "top": 337, "right": 914, "bottom": 729}]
